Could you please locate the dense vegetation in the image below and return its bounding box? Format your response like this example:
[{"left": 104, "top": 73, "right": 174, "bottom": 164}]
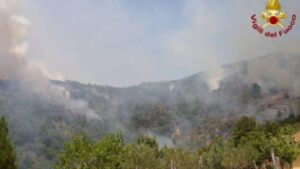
[
  {"left": 55, "top": 116, "right": 300, "bottom": 169},
  {"left": 0, "top": 117, "right": 17, "bottom": 169},
  {"left": 0, "top": 54, "right": 299, "bottom": 168},
  {"left": 2, "top": 114, "right": 300, "bottom": 169},
  {"left": 201, "top": 116, "right": 300, "bottom": 169}
]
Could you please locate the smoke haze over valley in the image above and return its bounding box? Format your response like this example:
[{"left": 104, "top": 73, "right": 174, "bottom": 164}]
[
  {"left": 22, "top": 0, "right": 300, "bottom": 86},
  {"left": 0, "top": 0, "right": 300, "bottom": 169},
  {"left": 1, "top": 52, "right": 300, "bottom": 168}
]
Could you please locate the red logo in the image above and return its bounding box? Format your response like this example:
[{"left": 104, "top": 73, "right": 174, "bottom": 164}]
[{"left": 251, "top": 0, "right": 296, "bottom": 38}]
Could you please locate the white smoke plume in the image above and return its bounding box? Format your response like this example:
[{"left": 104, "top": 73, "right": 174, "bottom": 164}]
[
  {"left": 204, "top": 67, "right": 225, "bottom": 91},
  {"left": 0, "top": 1, "right": 27, "bottom": 80},
  {"left": 0, "top": 0, "right": 101, "bottom": 121}
]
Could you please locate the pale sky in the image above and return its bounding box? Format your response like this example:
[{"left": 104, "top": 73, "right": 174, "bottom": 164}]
[{"left": 20, "top": 0, "right": 300, "bottom": 86}]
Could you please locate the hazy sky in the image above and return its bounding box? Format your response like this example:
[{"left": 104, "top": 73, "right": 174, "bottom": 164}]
[{"left": 20, "top": 0, "right": 300, "bottom": 86}]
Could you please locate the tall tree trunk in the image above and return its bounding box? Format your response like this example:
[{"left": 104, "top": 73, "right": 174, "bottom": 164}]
[
  {"left": 253, "top": 161, "right": 258, "bottom": 169},
  {"left": 271, "top": 148, "right": 278, "bottom": 169},
  {"left": 271, "top": 149, "right": 284, "bottom": 169},
  {"left": 199, "top": 157, "right": 203, "bottom": 169}
]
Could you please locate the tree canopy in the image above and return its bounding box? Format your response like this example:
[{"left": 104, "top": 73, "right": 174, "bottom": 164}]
[
  {"left": 55, "top": 116, "right": 300, "bottom": 169},
  {"left": 0, "top": 117, "right": 17, "bottom": 169}
]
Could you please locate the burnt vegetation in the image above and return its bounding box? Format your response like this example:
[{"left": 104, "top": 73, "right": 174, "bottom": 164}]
[{"left": 0, "top": 54, "right": 300, "bottom": 168}]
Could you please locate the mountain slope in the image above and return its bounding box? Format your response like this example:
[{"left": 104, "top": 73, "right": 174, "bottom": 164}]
[{"left": 0, "top": 53, "right": 299, "bottom": 169}]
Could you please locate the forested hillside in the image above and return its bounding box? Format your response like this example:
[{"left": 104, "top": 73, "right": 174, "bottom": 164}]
[
  {"left": 0, "top": 53, "right": 300, "bottom": 168},
  {"left": 0, "top": 117, "right": 17, "bottom": 169},
  {"left": 55, "top": 116, "right": 300, "bottom": 169}
]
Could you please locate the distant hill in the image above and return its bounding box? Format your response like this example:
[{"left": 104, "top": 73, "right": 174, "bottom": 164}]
[{"left": 0, "top": 52, "right": 299, "bottom": 169}]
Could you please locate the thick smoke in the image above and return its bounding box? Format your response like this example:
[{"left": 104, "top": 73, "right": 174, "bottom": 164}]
[
  {"left": 225, "top": 53, "right": 300, "bottom": 95},
  {"left": 204, "top": 67, "right": 225, "bottom": 91},
  {"left": 0, "top": 0, "right": 27, "bottom": 80},
  {"left": 0, "top": 0, "right": 101, "bottom": 120}
]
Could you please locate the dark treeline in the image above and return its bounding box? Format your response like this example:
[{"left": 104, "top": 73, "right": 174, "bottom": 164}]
[
  {"left": 1, "top": 54, "right": 300, "bottom": 169},
  {"left": 1, "top": 115, "right": 300, "bottom": 169},
  {"left": 0, "top": 117, "right": 17, "bottom": 169},
  {"left": 54, "top": 115, "right": 300, "bottom": 169}
]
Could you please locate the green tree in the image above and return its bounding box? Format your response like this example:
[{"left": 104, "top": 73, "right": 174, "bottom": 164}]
[
  {"left": 93, "top": 132, "right": 124, "bottom": 169},
  {"left": 136, "top": 135, "right": 159, "bottom": 155},
  {"left": 221, "top": 141, "right": 257, "bottom": 169},
  {"left": 137, "top": 135, "right": 158, "bottom": 149},
  {"left": 162, "top": 148, "right": 199, "bottom": 169},
  {"left": 0, "top": 117, "right": 17, "bottom": 169},
  {"left": 56, "top": 132, "right": 124, "bottom": 169},
  {"left": 120, "top": 144, "right": 162, "bottom": 169},
  {"left": 232, "top": 116, "right": 257, "bottom": 145},
  {"left": 262, "top": 121, "right": 280, "bottom": 137},
  {"left": 270, "top": 126, "right": 300, "bottom": 165},
  {"left": 251, "top": 83, "right": 262, "bottom": 98},
  {"left": 202, "top": 138, "right": 225, "bottom": 169},
  {"left": 238, "top": 131, "right": 270, "bottom": 163},
  {"left": 55, "top": 134, "right": 95, "bottom": 169}
]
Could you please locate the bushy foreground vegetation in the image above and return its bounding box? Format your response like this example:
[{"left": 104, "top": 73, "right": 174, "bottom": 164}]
[
  {"left": 0, "top": 117, "right": 17, "bottom": 169},
  {"left": 1, "top": 115, "right": 300, "bottom": 169},
  {"left": 55, "top": 132, "right": 200, "bottom": 169},
  {"left": 200, "top": 116, "right": 300, "bottom": 169},
  {"left": 53, "top": 116, "right": 300, "bottom": 169}
]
